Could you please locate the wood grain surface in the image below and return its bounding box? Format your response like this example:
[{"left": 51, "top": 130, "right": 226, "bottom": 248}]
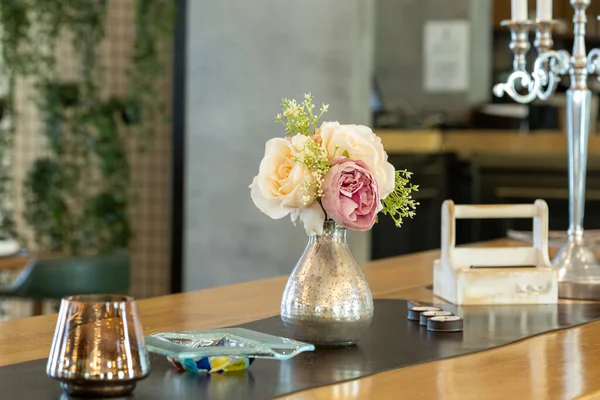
[
  {"left": 0, "top": 254, "right": 30, "bottom": 272},
  {"left": 378, "top": 129, "right": 600, "bottom": 156},
  {"left": 1, "top": 239, "right": 599, "bottom": 399}
]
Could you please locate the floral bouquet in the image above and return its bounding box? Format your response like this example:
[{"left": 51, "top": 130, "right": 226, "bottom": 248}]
[{"left": 250, "top": 94, "right": 418, "bottom": 236}]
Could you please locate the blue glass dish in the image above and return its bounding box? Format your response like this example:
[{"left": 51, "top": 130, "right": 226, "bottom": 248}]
[{"left": 145, "top": 328, "right": 315, "bottom": 373}]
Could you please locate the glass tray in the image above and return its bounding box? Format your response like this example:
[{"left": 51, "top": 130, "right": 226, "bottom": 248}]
[{"left": 145, "top": 327, "right": 315, "bottom": 373}]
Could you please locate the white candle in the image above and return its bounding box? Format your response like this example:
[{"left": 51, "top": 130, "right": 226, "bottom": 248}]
[
  {"left": 511, "top": 0, "right": 528, "bottom": 21},
  {"left": 536, "top": 0, "right": 552, "bottom": 20}
]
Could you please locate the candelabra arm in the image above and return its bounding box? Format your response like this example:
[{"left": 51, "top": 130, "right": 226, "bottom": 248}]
[
  {"left": 493, "top": 71, "right": 538, "bottom": 104},
  {"left": 493, "top": 50, "right": 569, "bottom": 104},
  {"left": 586, "top": 48, "right": 600, "bottom": 74},
  {"left": 535, "top": 50, "right": 570, "bottom": 101}
]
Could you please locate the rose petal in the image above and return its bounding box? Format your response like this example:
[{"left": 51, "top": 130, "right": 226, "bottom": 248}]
[
  {"left": 250, "top": 176, "right": 290, "bottom": 219},
  {"left": 299, "top": 202, "right": 325, "bottom": 236},
  {"left": 290, "top": 208, "right": 300, "bottom": 225},
  {"left": 339, "top": 196, "right": 358, "bottom": 221}
]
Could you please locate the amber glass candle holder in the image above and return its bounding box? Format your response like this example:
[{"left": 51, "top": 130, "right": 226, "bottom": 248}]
[{"left": 46, "top": 295, "right": 150, "bottom": 397}]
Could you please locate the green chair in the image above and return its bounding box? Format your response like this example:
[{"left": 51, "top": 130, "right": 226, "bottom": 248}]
[{"left": 0, "top": 249, "right": 130, "bottom": 314}]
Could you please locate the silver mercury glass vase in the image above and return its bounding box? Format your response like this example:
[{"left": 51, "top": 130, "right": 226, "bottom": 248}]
[{"left": 280, "top": 220, "right": 374, "bottom": 346}]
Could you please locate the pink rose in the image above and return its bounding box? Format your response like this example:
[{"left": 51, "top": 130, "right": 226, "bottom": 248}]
[{"left": 321, "top": 158, "right": 380, "bottom": 231}]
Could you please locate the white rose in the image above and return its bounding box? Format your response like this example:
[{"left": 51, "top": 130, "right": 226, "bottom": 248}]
[
  {"left": 250, "top": 135, "right": 317, "bottom": 220},
  {"left": 320, "top": 122, "right": 395, "bottom": 199}
]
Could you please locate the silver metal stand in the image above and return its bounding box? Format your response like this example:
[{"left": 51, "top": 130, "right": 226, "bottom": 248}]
[{"left": 494, "top": 0, "right": 600, "bottom": 299}]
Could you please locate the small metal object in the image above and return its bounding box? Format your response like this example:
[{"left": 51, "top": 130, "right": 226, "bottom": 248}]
[
  {"left": 534, "top": 19, "right": 558, "bottom": 54},
  {"left": 500, "top": 19, "right": 536, "bottom": 71},
  {"left": 407, "top": 300, "right": 421, "bottom": 309},
  {"left": 47, "top": 295, "right": 150, "bottom": 397},
  {"left": 419, "top": 310, "right": 453, "bottom": 326},
  {"left": 427, "top": 315, "right": 464, "bottom": 332},
  {"left": 407, "top": 306, "right": 442, "bottom": 321},
  {"left": 559, "top": 281, "right": 600, "bottom": 300}
]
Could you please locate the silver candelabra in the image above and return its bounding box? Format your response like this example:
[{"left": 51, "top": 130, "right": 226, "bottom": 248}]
[{"left": 494, "top": 0, "right": 600, "bottom": 299}]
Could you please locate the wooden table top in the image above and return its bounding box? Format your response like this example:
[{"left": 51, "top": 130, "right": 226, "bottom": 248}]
[
  {"left": 377, "top": 129, "right": 600, "bottom": 156},
  {"left": 2, "top": 239, "right": 600, "bottom": 399}
]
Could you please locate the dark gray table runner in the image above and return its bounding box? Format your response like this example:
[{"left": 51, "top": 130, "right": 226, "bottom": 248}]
[{"left": 3, "top": 298, "right": 600, "bottom": 400}]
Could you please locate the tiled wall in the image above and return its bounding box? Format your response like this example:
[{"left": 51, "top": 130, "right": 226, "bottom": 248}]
[{"left": 9, "top": 0, "right": 171, "bottom": 313}]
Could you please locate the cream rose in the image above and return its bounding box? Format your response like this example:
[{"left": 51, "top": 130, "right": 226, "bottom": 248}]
[
  {"left": 250, "top": 135, "right": 324, "bottom": 234},
  {"left": 320, "top": 122, "right": 395, "bottom": 199}
]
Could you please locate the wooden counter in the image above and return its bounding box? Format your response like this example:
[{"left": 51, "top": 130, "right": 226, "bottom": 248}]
[
  {"left": 3, "top": 240, "right": 600, "bottom": 398},
  {"left": 378, "top": 129, "right": 600, "bottom": 156},
  {"left": 0, "top": 254, "right": 30, "bottom": 271}
]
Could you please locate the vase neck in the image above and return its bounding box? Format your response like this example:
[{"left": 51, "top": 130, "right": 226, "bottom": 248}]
[{"left": 311, "top": 221, "right": 347, "bottom": 243}]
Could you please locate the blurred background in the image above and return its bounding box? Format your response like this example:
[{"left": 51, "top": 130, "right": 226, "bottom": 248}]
[{"left": 0, "top": 0, "right": 597, "bottom": 319}]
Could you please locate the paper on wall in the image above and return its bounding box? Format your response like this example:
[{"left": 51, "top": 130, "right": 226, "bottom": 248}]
[{"left": 423, "top": 20, "right": 470, "bottom": 92}]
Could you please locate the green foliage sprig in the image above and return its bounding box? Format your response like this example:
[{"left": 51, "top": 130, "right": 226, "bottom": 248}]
[
  {"left": 276, "top": 93, "right": 329, "bottom": 136},
  {"left": 129, "top": 0, "right": 175, "bottom": 146},
  {"left": 292, "top": 139, "right": 330, "bottom": 204},
  {"left": 381, "top": 170, "right": 419, "bottom": 227}
]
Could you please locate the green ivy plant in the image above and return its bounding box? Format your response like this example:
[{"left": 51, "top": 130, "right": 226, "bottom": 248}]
[{"left": 0, "top": 0, "right": 173, "bottom": 254}]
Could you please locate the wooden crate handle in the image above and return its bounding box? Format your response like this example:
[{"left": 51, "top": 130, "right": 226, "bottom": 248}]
[{"left": 441, "top": 199, "right": 550, "bottom": 269}]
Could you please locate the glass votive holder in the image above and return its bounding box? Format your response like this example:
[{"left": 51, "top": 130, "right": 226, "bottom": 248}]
[{"left": 46, "top": 294, "right": 150, "bottom": 397}]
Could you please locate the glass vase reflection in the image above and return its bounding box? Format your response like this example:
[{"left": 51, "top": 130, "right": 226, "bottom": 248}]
[{"left": 281, "top": 221, "right": 374, "bottom": 346}]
